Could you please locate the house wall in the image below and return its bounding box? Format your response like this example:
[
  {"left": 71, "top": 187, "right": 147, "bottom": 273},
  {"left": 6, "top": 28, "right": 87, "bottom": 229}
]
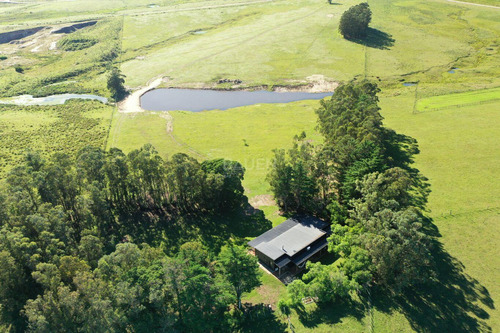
[{"left": 255, "top": 249, "right": 274, "bottom": 269}]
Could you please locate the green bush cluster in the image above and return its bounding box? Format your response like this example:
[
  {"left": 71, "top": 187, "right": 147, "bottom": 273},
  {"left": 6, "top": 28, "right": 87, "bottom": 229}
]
[{"left": 58, "top": 37, "right": 98, "bottom": 51}]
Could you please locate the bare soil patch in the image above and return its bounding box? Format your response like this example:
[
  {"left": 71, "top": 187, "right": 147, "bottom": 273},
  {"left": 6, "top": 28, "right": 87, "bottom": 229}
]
[
  {"left": 119, "top": 77, "right": 165, "bottom": 113},
  {"left": 249, "top": 194, "right": 276, "bottom": 208}
]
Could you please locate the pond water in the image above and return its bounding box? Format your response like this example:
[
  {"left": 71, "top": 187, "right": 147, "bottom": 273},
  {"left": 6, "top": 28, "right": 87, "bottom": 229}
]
[
  {"left": 0, "top": 94, "right": 107, "bottom": 106},
  {"left": 403, "top": 82, "right": 417, "bottom": 87},
  {"left": 140, "top": 88, "right": 332, "bottom": 112}
]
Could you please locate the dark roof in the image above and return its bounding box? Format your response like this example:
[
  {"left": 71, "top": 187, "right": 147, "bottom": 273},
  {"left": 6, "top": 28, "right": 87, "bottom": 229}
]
[
  {"left": 291, "top": 237, "right": 328, "bottom": 266},
  {"left": 248, "top": 216, "right": 328, "bottom": 261}
]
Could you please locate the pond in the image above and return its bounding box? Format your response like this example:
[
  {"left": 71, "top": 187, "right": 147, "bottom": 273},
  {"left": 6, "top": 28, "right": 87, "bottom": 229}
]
[
  {"left": 0, "top": 94, "right": 108, "bottom": 106},
  {"left": 140, "top": 88, "right": 332, "bottom": 112}
]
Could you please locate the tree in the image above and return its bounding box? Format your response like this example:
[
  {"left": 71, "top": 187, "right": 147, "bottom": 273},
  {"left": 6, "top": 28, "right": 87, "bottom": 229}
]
[
  {"left": 164, "top": 242, "right": 234, "bottom": 332},
  {"left": 0, "top": 250, "right": 26, "bottom": 328},
  {"left": 287, "top": 262, "right": 357, "bottom": 304},
  {"left": 328, "top": 168, "right": 434, "bottom": 293},
  {"left": 201, "top": 159, "right": 245, "bottom": 211},
  {"left": 217, "top": 245, "right": 261, "bottom": 309},
  {"left": 339, "top": 2, "right": 372, "bottom": 39},
  {"left": 277, "top": 298, "right": 293, "bottom": 330},
  {"left": 107, "top": 67, "right": 126, "bottom": 101},
  {"left": 267, "top": 133, "right": 325, "bottom": 215}
]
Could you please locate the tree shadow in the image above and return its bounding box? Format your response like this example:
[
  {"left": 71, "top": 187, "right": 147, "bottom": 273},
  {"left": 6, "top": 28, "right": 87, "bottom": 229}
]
[
  {"left": 238, "top": 303, "right": 288, "bottom": 333},
  {"left": 294, "top": 299, "right": 365, "bottom": 328},
  {"left": 371, "top": 231, "right": 494, "bottom": 333},
  {"left": 350, "top": 28, "right": 395, "bottom": 50},
  {"left": 113, "top": 202, "right": 272, "bottom": 255}
]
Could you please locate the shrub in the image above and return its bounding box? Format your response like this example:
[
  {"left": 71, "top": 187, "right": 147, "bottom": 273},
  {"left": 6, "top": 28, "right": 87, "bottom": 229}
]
[{"left": 14, "top": 65, "right": 24, "bottom": 73}]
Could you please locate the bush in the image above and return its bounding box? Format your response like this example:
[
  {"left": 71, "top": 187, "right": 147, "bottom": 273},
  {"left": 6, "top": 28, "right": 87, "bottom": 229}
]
[
  {"left": 339, "top": 2, "right": 372, "bottom": 39},
  {"left": 14, "top": 65, "right": 24, "bottom": 73},
  {"left": 0, "top": 55, "right": 7, "bottom": 60}
]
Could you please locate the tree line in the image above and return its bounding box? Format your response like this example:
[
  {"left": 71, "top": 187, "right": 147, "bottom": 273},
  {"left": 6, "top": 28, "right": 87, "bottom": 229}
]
[
  {"left": 0, "top": 145, "right": 265, "bottom": 332},
  {"left": 267, "top": 80, "right": 435, "bottom": 306}
]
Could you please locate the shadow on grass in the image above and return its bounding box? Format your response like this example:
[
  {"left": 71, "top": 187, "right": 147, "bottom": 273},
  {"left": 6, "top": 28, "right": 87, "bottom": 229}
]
[
  {"left": 238, "top": 303, "right": 288, "bottom": 333},
  {"left": 350, "top": 28, "right": 395, "bottom": 50},
  {"left": 294, "top": 299, "right": 365, "bottom": 328},
  {"left": 371, "top": 234, "right": 494, "bottom": 332},
  {"left": 115, "top": 202, "right": 271, "bottom": 255},
  {"left": 290, "top": 215, "right": 493, "bottom": 332}
]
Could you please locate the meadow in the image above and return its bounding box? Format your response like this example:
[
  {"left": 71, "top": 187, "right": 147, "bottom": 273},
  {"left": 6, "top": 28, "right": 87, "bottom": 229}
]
[
  {"left": 0, "top": 0, "right": 499, "bottom": 331},
  {"left": 0, "top": 100, "right": 114, "bottom": 177}
]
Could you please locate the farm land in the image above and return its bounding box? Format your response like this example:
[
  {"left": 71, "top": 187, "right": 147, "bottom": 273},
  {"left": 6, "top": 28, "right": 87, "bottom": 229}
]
[{"left": 0, "top": 0, "right": 499, "bottom": 331}]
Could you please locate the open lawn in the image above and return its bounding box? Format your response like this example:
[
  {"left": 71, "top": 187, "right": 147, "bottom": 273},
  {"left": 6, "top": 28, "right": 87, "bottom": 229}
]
[{"left": 1, "top": 0, "right": 498, "bottom": 94}]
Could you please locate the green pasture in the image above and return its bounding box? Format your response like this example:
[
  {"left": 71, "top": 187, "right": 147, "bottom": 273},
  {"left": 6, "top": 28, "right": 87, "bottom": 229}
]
[
  {"left": 120, "top": 0, "right": 483, "bottom": 88},
  {"left": 109, "top": 99, "right": 324, "bottom": 196},
  {"left": 0, "top": 0, "right": 499, "bottom": 96},
  {"left": 450, "top": 0, "right": 500, "bottom": 6},
  {"left": 0, "top": 19, "right": 121, "bottom": 98},
  {"left": 380, "top": 93, "right": 500, "bottom": 332},
  {"left": 0, "top": 100, "right": 113, "bottom": 177},
  {"left": 417, "top": 86, "right": 500, "bottom": 111}
]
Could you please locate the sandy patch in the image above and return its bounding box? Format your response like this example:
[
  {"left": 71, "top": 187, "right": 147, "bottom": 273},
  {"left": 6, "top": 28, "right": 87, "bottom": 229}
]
[
  {"left": 118, "top": 77, "right": 164, "bottom": 113},
  {"left": 274, "top": 74, "right": 338, "bottom": 93}
]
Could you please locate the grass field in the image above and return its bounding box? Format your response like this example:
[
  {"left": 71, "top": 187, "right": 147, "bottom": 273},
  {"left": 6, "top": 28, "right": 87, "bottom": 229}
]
[
  {"left": 0, "top": 100, "right": 114, "bottom": 177},
  {"left": 417, "top": 86, "right": 500, "bottom": 111},
  {"left": 1, "top": 0, "right": 499, "bottom": 331},
  {"left": 119, "top": 0, "right": 486, "bottom": 88},
  {"left": 109, "top": 100, "right": 324, "bottom": 195}
]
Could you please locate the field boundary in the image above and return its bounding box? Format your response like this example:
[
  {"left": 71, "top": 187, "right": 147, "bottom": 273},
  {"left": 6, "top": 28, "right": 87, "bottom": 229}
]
[
  {"left": 446, "top": 0, "right": 500, "bottom": 9},
  {"left": 416, "top": 97, "right": 500, "bottom": 113}
]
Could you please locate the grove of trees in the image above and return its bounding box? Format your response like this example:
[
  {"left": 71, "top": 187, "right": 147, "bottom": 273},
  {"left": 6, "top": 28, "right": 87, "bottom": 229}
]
[
  {"left": 0, "top": 144, "right": 266, "bottom": 332},
  {"left": 267, "top": 80, "right": 435, "bottom": 304}
]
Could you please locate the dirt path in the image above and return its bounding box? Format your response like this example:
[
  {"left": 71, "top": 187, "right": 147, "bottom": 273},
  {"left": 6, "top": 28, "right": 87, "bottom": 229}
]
[
  {"left": 445, "top": 0, "right": 500, "bottom": 9},
  {"left": 118, "top": 77, "right": 163, "bottom": 113}
]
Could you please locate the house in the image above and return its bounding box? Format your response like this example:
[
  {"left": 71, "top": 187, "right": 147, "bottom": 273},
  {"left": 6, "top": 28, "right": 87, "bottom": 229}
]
[{"left": 248, "top": 216, "right": 330, "bottom": 278}]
